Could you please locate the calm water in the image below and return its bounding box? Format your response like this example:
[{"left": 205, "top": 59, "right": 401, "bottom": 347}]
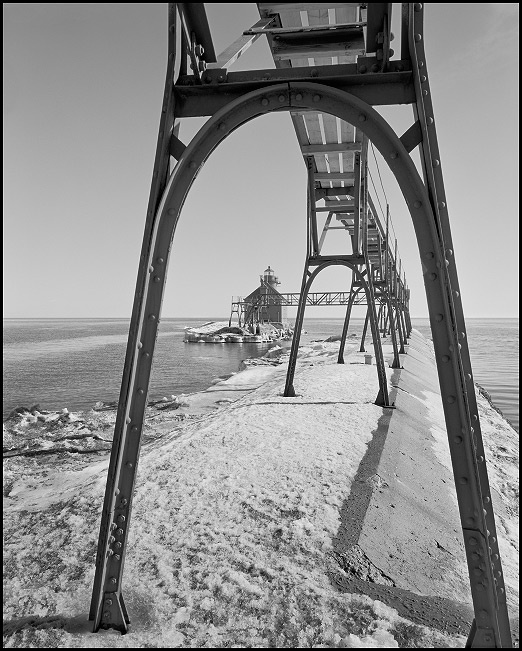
[{"left": 3, "top": 317, "right": 519, "bottom": 431}]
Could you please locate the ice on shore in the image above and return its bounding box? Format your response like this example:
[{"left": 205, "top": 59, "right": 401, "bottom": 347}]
[{"left": 3, "top": 332, "right": 519, "bottom": 648}]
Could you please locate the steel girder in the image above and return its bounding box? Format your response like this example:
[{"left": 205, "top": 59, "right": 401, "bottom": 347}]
[{"left": 88, "top": 4, "right": 512, "bottom": 647}]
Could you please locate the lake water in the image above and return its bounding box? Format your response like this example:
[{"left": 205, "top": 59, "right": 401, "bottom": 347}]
[{"left": 3, "top": 317, "right": 519, "bottom": 432}]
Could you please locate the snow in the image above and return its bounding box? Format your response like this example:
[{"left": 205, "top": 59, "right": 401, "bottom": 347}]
[{"left": 3, "top": 331, "right": 519, "bottom": 648}]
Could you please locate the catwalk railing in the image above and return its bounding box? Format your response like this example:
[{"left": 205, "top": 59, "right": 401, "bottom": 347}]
[{"left": 88, "top": 4, "right": 513, "bottom": 647}]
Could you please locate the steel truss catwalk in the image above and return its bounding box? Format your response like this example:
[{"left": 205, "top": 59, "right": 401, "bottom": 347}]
[{"left": 89, "top": 4, "right": 512, "bottom": 647}]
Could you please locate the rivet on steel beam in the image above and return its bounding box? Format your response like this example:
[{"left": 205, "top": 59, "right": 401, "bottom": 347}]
[
  {"left": 420, "top": 75, "right": 427, "bottom": 82},
  {"left": 469, "top": 537, "right": 478, "bottom": 546},
  {"left": 435, "top": 314, "right": 443, "bottom": 322},
  {"left": 371, "top": 64, "right": 380, "bottom": 73},
  {"left": 479, "top": 610, "right": 488, "bottom": 620},
  {"left": 390, "top": 152, "right": 398, "bottom": 159},
  {"left": 442, "top": 355, "right": 450, "bottom": 362},
  {"left": 447, "top": 395, "right": 456, "bottom": 403},
  {"left": 439, "top": 201, "right": 446, "bottom": 209},
  {"left": 418, "top": 61, "right": 424, "bottom": 68},
  {"left": 114, "top": 554, "right": 121, "bottom": 561},
  {"left": 459, "top": 477, "right": 468, "bottom": 484},
  {"left": 413, "top": 200, "right": 422, "bottom": 208},
  {"left": 143, "top": 352, "right": 150, "bottom": 358},
  {"left": 156, "top": 257, "right": 164, "bottom": 264},
  {"left": 167, "top": 208, "right": 176, "bottom": 215},
  {"left": 137, "top": 388, "right": 144, "bottom": 395},
  {"left": 453, "top": 290, "right": 460, "bottom": 297},
  {"left": 414, "top": 34, "right": 422, "bottom": 42},
  {"left": 423, "top": 89, "right": 429, "bottom": 96},
  {"left": 454, "top": 436, "right": 463, "bottom": 444},
  {"left": 499, "top": 587, "right": 505, "bottom": 594},
  {"left": 109, "top": 577, "right": 117, "bottom": 584},
  {"left": 149, "top": 314, "right": 156, "bottom": 321},
  {"left": 107, "top": 549, "right": 114, "bottom": 556},
  {"left": 490, "top": 536, "right": 496, "bottom": 543},
  {"left": 278, "top": 94, "right": 285, "bottom": 103},
  {"left": 121, "top": 499, "right": 128, "bottom": 506},
  {"left": 484, "top": 636, "right": 492, "bottom": 643},
  {"left": 467, "top": 373, "right": 472, "bottom": 380},
  {"left": 109, "top": 536, "right": 115, "bottom": 544},
  {"left": 115, "top": 542, "right": 122, "bottom": 549},
  {"left": 425, "top": 251, "right": 434, "bottom": 258},
  {"left": 189, "top": 161, "right": 197, "bottom": 169},
  {"left": 414, "top": 3, "right": 423, "bottom": 11},
  {"left": 473, "top": 567, "right": 482, "bottom": 576},
  {"left": 359, "top": 65, "right": 367, "bottom": 73},
  {"left": 483, "top": 496, "right": 490, "bottom": 504},
  {"left": 218, "top": 75, "right": 225, "bottom": 83},
  {"left": 429, "top": 273, "right": 437, "bottom": 280},
  {"left": 137, "top": 342, "right": 143, "bottom": 349},
  {"left": 466, "top": 517, "right": 475, "bottom": 526},
  {"left": 149, "top": 265, "right": 154, "bottom": 273},
  {"left": 471, "top": 552, "right": 480, "bottom": 561},
  {"left": 358, "top": 114, "right": 366, "bottom": 122},
  {"left": 154, "top": 276, "right": 161, "bottom": 282},
  {"left": 295, "top": 94, "right": 303, "bottom": 101},
  {"left": 126, "top": 462, "right": 133, "bottom": 468},
  {"left": 218, "top": 123, "right": 226, "bottom": 131},
  {"left": 473, "top": 414, "right": 478, "bottom": 421},
  {"left": 310, "top": 68, "right": 318, "bottom": 77},
  {"left": 432, "top": 159, "right": 440, "bottom": 166},
  {"left": 427, "top": 117, "right": 434, "bottom": 125},
  {"left": 477, "top": 455, "right": 484, "bottom": 463},
  {"left": 261, "top": 98, "right": 269, "bottom": 106},
  {"left": 103, "top": 611, "right": 111, "bottom": 620},
  {"left": 116, "top": 528, "right": 124, "bottom": 535},
  {"left": 105, "top": 599, "right": 113, "bottom": 606},
  {"left": 483, "top": 509, "right": 488, "bottom": 516},
  {"left": 117, "top": 515, "right": 126, "bottom": 523},
  {"left": 110, "top": 523, "right": 117, "bottom": 531},
  {"left": 131, "top": 425, "right": 138, "bottom": 432}
]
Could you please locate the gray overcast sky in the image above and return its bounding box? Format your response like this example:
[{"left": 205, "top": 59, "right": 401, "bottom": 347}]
[{"left": 3, "top": 3, "right": 519, "bottom": 319}]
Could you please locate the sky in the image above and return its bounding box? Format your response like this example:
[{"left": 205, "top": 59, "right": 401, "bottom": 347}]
[{"left": 3, "top": 3, "right": 519, "bottom": 320}]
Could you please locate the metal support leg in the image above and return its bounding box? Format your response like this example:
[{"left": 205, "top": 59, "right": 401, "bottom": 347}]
[
  {"left": 359, "top": 307, "right": 369, "bottom": 352},
  {"left": 338, "top": 287, "right": 356, "bottom": 364},
  {"left": 385, "top": 294, "right": 401, "bottom": 368},
  {"left": 284, "top": 263, "right": 311, "bottom": 397}
]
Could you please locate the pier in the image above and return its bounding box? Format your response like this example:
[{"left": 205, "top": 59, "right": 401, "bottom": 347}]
[{"left": 88, "top": 4, "right": 513, "bottom": 647}]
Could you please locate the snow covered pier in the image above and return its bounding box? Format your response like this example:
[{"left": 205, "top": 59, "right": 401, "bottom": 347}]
[{"left": 3, "top": 330, "right": 518, "bottom": 647}]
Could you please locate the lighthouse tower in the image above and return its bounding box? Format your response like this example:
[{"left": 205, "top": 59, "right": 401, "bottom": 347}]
[{"left": 261, "top": 265, "right": 280, "bottom": 290}]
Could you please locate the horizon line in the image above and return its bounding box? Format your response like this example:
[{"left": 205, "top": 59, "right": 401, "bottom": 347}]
[{"left": 3, "top": 315, "right": 519, "bottom": 321}]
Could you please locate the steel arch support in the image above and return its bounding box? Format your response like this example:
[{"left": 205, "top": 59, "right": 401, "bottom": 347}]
[
  {"left": 359, "top": 307, "right": 370, "bottom": 352},
  {"left": 283, "top": 260, "right": 390, "bottom": 407},
  {"left": 337, "top": 285, "right": 359, "bottom": 365},
  {"left": 90, "top": 79, "right": 511, "bottom": 643}
]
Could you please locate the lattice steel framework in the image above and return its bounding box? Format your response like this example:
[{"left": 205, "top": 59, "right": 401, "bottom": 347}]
[{"left": 88, "top": 4, "right": 512, "bottom": 647}]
